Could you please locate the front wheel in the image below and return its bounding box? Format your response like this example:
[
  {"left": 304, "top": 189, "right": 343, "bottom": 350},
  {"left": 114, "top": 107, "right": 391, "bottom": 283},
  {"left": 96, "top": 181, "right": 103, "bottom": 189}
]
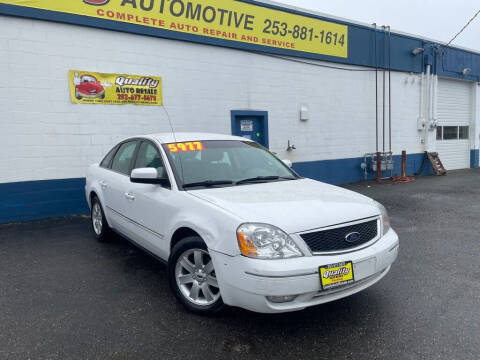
[{"left": 168, "top": 237, "right": 223, "bottom": 314}]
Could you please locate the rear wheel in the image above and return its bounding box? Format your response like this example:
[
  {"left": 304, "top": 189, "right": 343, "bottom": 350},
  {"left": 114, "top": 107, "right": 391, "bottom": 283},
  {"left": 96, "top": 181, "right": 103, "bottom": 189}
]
[
  {"left": 91, "top": 196, "right": 112, "bottom": 242},
  {"left": 168, "top": 237, "right": 223, "bottom": 314}
]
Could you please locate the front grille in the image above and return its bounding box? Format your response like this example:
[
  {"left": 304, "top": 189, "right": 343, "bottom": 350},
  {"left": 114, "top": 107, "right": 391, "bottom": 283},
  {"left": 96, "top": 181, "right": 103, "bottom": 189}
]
[{"left": 300, "top": 219, "right": 378, "bottom": 253}]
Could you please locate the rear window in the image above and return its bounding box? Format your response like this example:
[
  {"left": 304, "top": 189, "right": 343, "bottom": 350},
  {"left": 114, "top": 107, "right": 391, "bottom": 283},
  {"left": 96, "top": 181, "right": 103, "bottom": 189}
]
[
  {"left": 100, "top": 146, "right": 118, "bottom": 168},
  {"left": 111, "top": 141, "right": 138, "bottom": 175}
]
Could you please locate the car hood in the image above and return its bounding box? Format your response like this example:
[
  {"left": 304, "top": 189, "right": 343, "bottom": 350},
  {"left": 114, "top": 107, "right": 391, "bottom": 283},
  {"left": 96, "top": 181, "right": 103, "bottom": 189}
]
[
  {"left": 77, "top": 82, "right": 103, "bottom": 92},
  {"left": 188, "top": 178, "right": 380, "bottom": 234}
]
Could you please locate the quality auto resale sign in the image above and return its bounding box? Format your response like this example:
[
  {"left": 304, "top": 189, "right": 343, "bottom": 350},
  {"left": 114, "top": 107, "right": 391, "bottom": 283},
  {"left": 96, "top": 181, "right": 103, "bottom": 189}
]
[
  {"left": 69, "top": 70, "right": 163, "bottom": 105},
  {"left": 0, "top": 0, "right": 348, "bottom": 58}
]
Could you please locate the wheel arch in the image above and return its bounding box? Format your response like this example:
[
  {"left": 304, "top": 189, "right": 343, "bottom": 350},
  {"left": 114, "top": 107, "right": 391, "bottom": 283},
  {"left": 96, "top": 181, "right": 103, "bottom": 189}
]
[
  {"left": 89, "top": 190, "right": 98, "bottom": 205},
  {"left": 170, "top": 227, "right": 202, "bottom": 251}
]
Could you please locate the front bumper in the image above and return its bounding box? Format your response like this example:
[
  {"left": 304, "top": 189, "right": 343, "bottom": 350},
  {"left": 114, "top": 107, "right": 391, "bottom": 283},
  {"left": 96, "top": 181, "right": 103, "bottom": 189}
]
[
  {"left": 77, "top": 90, "right": 105, "bottom": 99},
  {"left": 210, "top": 228, "right": 399, "bottom": 313}
]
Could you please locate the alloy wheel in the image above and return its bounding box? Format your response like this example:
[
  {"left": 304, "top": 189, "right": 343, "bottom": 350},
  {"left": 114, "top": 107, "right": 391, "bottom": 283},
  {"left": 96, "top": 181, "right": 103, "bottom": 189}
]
[
  {"left": 92, "top": 202, "right": 103, "bottom": 235},
  {"left": 174, "top": 249, "right": 220, "bottom": 306}
]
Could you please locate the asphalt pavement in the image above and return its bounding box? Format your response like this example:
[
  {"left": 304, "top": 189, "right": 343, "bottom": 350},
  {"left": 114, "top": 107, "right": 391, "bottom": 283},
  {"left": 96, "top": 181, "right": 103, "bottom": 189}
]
[{"left": 1, "top": 169, "right": 479, "bottom": 359}]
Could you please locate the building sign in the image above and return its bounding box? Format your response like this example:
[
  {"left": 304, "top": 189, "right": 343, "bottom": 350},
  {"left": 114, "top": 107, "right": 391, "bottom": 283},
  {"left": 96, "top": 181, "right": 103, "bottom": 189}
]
[
  {"left": 0, "top": 0, "right": 348, "bottom": 58},
  {"left": 240, "top": 119, "right": 253, "bottom": 132},
  {"left": 69, "top": 70, "right": 162, "bottom": 105}
]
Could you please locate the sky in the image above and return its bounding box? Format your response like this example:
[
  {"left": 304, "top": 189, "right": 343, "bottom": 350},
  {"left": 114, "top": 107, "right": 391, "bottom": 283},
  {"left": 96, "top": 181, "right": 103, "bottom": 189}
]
[{"left": 278, "top": 0, "right": 480, "bottom": 51}]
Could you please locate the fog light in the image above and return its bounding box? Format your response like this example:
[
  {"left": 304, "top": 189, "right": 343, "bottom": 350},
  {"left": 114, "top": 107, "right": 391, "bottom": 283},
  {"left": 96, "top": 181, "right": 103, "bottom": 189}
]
[{"left": 267, "top": 295, "right": 297, "bottom": 303}]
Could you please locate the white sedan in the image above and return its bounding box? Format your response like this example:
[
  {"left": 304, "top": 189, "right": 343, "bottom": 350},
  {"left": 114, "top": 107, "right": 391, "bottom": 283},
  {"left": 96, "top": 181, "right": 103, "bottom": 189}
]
[{"left": 85, "top": 133, "right": 399, "bottom": 313}]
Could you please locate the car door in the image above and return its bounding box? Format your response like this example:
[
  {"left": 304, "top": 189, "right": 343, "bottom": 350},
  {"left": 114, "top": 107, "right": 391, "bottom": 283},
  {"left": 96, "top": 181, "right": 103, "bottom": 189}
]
[
  {"left": 95, "top": 144, "right": 119, "bottom": 225},
  {"left": 105, "top": 140, "right": 140, "bottom": 237},
  {"left": 123, "top": 140, "right": 177, "bottom": 259}
]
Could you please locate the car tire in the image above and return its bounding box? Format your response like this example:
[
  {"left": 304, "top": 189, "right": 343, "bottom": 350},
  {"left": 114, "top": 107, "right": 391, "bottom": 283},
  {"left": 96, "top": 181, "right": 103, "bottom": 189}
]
[
  {"left": 75, "top": 89, "right": 82, "bottom": 100},
  {"left": 99, "top": 92, "right": 105, "bottom": 99},
  {"left": 168, "top": 237, "right": 224, "bottom": 314},
  {"left": 91, "top": 196, "right": 113, "bottom": 242}
]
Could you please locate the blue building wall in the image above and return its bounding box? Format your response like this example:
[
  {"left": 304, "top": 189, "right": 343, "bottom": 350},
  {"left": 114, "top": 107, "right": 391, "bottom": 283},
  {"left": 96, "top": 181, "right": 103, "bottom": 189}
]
[
  {"left": 471, "top": 150, "right": 480, "bottom": 169},
  {"left": 292, "top": 153, "right": 433, "bottom": 185},
  {"left": 0, "top": 178, "right": 89, "bottom": 224},
  {"left": 0, "top": 154, "right": 436, "bottom": 224}
]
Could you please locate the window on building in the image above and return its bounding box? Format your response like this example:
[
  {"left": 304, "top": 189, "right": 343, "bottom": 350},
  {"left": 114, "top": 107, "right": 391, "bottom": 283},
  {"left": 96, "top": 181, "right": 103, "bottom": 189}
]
[
  {"left": 459, "top": 126, "right": 469, "bottom": 140},
  {"left": 111, "top": 141, "right": 138, "bottom": 175},
  {"left": 442, "top": 126, "right": 459, "bottom": 140},
  {"left": 436, "top": 127, "right": 443, "bottom": 140}
]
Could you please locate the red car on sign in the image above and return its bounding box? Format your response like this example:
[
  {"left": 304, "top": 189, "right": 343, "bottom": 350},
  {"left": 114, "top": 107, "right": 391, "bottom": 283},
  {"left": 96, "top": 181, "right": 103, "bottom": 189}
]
[
  {"left": 75, "top": 74, "right": 105, "bottom": 100},
  {"left": 83, "top": 0, "right": 110, "bottom": 5}
]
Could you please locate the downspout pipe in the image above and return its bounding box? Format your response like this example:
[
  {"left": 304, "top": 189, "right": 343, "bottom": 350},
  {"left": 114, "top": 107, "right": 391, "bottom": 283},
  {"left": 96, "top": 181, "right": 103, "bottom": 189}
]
[
  {"left": 382, "top": 25, "right": 386, "bottom": 154},
  {"left": 388, "top": 25, "right": 392, "bottom": 154},
  {"left": 425, "top": 64, "right": 431, "bottom": 151},
  {"left": 373, "top": 23, "right": 378, "bottom": 154},
  {"left": 419, "top": 72, "right": 425, "bottom": 130},
  {"left": 432, "top": 74, "right": 438, "bottom": 131}
]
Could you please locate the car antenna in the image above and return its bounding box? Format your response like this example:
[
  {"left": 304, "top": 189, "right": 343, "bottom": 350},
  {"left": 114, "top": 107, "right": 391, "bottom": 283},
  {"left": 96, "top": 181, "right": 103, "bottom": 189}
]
[
  {"left": 161, "top": 104, "right": 177, "bottom": 143},
  {"left": 161, "top": 105, "right": 185, "bottom": 184}
]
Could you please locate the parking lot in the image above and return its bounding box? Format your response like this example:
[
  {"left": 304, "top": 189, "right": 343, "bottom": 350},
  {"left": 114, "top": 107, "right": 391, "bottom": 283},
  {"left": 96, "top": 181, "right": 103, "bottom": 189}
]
[{"left": 1, "top": 169, "right": 479, "bottom": 360}]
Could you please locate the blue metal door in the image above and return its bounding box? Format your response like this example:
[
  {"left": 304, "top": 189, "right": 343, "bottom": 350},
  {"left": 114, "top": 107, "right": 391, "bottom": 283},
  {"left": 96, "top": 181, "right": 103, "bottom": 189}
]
[{"left": 231, "top": 111, "right": 269, "bottom": 148}]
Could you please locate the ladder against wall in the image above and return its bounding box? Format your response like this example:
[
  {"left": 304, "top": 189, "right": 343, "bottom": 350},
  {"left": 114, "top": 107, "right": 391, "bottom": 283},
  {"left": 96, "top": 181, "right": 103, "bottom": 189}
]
[
  {"left": 427, "top": 152, "right": 447, "bottom": 176},
  {"left": 415, "top": 151, "right": 447, "bottom": 176}
]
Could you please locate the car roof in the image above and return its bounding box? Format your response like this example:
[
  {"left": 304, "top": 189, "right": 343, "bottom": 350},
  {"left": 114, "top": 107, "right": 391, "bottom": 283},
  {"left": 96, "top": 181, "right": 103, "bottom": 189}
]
[{"left": 141, "top": 132, "right": 252, "bottom": 144}]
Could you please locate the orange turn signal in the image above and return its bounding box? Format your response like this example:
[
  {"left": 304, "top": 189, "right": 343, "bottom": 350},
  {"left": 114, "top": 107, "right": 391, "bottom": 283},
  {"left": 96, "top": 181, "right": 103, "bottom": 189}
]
[{"left": 237, "top": 232, "right": 258, "bottom": 257}]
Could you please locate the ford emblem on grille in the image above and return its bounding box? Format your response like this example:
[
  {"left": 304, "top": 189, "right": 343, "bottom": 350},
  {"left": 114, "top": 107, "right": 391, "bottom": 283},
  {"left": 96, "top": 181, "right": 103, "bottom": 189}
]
[{"left": 345, "top": 232, "right": 361, "bottom": 243}]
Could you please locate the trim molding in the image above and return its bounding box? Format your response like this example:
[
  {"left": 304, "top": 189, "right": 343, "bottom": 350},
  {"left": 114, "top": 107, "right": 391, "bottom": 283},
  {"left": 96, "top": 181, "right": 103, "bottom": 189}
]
[{"left": 106, "top": 205, "right": 164, "bottom": 239}]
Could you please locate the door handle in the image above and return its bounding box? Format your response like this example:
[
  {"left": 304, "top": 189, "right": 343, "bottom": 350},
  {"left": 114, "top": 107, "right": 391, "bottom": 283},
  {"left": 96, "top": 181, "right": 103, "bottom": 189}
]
[
  {"left": 124, "top": 192, "right": 135, "bottom": 201},
  {"left": 99, "top": 180, "right": 108, "bottom": 188}
]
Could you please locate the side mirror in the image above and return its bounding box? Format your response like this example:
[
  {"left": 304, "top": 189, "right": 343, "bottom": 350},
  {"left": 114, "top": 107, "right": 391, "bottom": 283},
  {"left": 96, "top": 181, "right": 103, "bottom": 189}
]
[
  {"left": 282, "top": 159, "right": 293, "bottom": 168},
  {"left": 130, "top": 168, "right": 170, "bottom": 187}
]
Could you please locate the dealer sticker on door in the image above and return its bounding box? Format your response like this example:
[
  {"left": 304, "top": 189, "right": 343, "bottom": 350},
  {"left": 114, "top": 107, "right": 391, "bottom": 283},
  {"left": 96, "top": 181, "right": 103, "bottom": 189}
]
[{"left": 319, "top": 261, "right": 354, "bottom": 290}]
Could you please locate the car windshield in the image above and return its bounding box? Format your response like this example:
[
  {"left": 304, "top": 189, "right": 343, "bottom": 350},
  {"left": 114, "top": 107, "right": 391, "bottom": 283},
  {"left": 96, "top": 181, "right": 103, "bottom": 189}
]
[
  {"left": 81, "top": 75, "right": 97, "bottom": 83},
  {"left": 163, "top": 140, "right": 298, "bottom": 189}
]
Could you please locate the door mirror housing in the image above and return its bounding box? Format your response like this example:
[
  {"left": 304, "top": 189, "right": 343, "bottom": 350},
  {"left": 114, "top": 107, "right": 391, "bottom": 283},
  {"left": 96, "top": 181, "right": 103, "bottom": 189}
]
[
  {"left": 282, "top": 159, "right": 293, "bottom": 168},
  {"left": 130, "top": 168, "right": 170, "bottom": 187}
]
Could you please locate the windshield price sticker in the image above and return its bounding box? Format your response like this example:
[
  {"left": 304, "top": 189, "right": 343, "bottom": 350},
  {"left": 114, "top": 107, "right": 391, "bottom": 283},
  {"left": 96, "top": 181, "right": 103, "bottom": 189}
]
[
  {"left": 167, "top": 142, "right": 205, "bottom": 152},
  {"left": 319, "top": 261, "right": 354, "bottom": 290}
]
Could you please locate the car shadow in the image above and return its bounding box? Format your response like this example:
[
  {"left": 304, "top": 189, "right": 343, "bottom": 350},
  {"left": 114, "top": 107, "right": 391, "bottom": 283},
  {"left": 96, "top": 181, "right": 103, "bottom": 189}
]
[{"left": 107, "top": 231, "right": 393, "bottom": 331}]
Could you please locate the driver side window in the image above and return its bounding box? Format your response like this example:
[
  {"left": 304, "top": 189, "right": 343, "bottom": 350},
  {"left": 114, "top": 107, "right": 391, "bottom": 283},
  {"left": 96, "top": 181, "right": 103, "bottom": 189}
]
[{"left": 134, "top": 141, "right": 165, "bottom": 177}]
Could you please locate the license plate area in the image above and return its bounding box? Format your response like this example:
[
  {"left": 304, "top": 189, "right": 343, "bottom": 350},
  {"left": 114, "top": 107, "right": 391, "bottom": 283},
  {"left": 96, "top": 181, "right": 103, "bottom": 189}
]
[{"left": 319, "top": 261, "right": 355, "bottom": 290}]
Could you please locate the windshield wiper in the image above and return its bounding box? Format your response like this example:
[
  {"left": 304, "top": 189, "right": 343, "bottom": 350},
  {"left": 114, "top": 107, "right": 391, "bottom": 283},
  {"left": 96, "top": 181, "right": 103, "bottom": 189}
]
[
  {"left": 183, "top": 180, "right": 234, "bottom": 189},
  {"left": 235, "top": 176, "right": 296, "bottom": 185}
]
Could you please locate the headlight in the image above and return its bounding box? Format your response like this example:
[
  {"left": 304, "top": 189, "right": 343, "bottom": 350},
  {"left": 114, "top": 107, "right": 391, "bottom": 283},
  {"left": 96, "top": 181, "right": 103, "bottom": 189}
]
[
  {"left": 373, "top": 201, "right": 391, "bottom": 235},
  {"left": 237, "top": 223, "right": 303, "bottom": 259}
]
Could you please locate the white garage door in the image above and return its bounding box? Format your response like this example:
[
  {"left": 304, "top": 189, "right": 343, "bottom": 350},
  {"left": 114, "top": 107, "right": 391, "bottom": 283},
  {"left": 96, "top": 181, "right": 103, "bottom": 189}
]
[{"left": 436, "top": 78, "right": 472, "bottom": 170}]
